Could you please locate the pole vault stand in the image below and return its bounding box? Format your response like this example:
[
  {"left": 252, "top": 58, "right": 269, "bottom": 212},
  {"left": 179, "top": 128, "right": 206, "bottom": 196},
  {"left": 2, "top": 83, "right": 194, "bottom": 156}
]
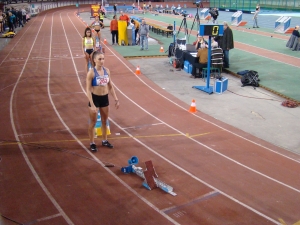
[{"left": 193, "top": 24, "right": 224, "bottom": 94}]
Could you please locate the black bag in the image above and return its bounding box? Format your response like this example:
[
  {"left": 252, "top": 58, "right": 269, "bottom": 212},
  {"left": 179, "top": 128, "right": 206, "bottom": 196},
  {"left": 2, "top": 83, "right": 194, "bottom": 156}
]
[
  {"left": 241, "top": 70, "right": 259, "bottom": 87},
  {"left": 173, "top": 59, "right": 181, "bottom": 68}
]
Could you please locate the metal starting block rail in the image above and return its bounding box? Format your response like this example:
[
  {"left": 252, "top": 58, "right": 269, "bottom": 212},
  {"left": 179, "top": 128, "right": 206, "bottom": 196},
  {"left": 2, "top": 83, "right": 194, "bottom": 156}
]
[{"left": 121, "top": 156, "right": 177, "bottom": 196}]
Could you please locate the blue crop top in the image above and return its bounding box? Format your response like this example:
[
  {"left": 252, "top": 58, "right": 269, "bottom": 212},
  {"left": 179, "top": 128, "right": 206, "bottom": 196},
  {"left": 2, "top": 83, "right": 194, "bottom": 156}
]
[{"left": 91, "top": 67, "right": 110, "bottom": 86}]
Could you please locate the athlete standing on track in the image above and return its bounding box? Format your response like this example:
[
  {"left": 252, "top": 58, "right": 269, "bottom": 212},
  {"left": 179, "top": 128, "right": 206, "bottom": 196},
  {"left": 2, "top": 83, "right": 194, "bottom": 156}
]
[
  {"left": 86, "top": 51, "right": 119, "bottom": 152},
  {"left": 90, "top": 16, "right": 104, "bottom": 42},
  {"left": 82, "top": 27, "right": 95, "bottom": 72}
]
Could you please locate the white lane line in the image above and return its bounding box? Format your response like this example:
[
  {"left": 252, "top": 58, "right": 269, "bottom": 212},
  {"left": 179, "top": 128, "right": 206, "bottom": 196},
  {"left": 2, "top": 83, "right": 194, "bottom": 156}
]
[
  {"left": 122, "top": 122, "right": 164, "bottom": 129},
  {"left": 236, "top": 41, "right": 300, "bottom": 68},
  {"left": 161, "top": 191, "right": 219, "bottom": 213},
  {"left": 109, "top": 117, "right": 281, "bottom": 224},
  {"left": 67, "top": 12, "right": 284, "bottom": 224},
  {"left": 9, "top": 13, "right": 74, "bottom": 225},
  {"left": 55, "top": 12, "right": 179, "bottom": 225},
  {"left": 90, "top": 21, "right": 300, "bottom": 165}
]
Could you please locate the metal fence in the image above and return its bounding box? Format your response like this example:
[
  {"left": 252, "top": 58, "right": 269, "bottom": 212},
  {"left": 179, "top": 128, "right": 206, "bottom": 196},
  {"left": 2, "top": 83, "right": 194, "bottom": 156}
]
[{"left": 209, "top": 0, "right": 300, "bottom": 11}]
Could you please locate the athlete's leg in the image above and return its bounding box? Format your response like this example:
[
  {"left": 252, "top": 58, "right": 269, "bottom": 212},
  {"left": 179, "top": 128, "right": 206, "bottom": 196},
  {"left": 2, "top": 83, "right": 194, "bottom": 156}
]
[
  {"left": 99, "top": 106, "right": 109, "bottom": 141},
  {"left": 84, "top": 52, "right": 90, "bottom": 72},
  {"left": 88, "top": 107, "right": 98, "bottom": 145}
]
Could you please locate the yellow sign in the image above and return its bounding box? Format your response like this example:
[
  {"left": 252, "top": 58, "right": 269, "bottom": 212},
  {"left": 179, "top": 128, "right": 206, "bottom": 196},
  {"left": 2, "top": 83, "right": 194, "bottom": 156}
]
[{"left": 91, "top": 4, "right": 100, "bottom": 17}]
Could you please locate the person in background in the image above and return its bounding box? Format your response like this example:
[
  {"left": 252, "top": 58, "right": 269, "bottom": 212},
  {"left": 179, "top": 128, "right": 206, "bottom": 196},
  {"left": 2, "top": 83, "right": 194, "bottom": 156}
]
[
  {"left": 99, "top": 11, "right": 105, "bottom": 29},
  {"left": 138, "top": 19, "right": 149, "bottom": 50},
  {"left": 218, "top": 21, "right": 234, "bottom": 68},
  {"left": 90, "top": 16, "right": 104, "bottom": 41},
  {"left": 131, "top": 19, "right": 140, "bottom": 45},
  {"left": 21, "top": 7, "right": 27, "bottom": 24},
  {"left": 16, "top": 8, "right": 23, "bottom": 27},
  {"left": 253, "top": 6, "right": 259, "bottom": 28},
  {"left": 0, "top": 10, "right": 4, "bottom": 33},
  {"left": 191, "top": 42, "right": 208, "bottom": 78},
  {"left": 143, "top": 3, "right": 146, "bottom": 14},
  {"left": 113, "top": 4, "right": 117, "bottom": 16},
  {"left": 82, "top": 27, "right": 95, "bottom": 72},
  {"left": 211, "top": 38, "right": 218, "bottom": 48},
  {"left": 194, "top": 35, "right": 205, "bottom": 50},
  {"left": 110, "top": 15, "right": 118, "bottom": 45},
  {"left": 148, "top": 1, "right": 152, "bottom": 12},
  {"left": 286, "top": 25, "right": 300, "bottom": 51},
  {"left": 132, "top": 3, "right": 135, "bottom": 14},
  {"left": 119, "top": 11, "right": 130, "bottom": 25},
  {"left": 86, "top": 51, "right": 119, "bottom": 152},
  {"left": 210, "top": 7, "right": 219, "bottom": 24},
  {"left": 292, "top": 25, "right": 300, "bottom": 37},
  {"left": 166, "top": 24, "right": 173, "bottom": 36},
  {"left": 7, "top": 12, "right": 14, "bottom": 32},
  {"left": 256, "top": 4, "right": 260, "bottom": 11},
  {"left": 11, "top": 7, "right": 17, "bottom": 28}
]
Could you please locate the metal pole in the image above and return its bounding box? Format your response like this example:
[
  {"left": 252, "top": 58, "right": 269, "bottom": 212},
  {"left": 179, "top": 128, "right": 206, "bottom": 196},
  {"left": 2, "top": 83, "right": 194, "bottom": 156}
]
[
  {"left": 206, "top": 36, "right": 212, "bottom": 89},
  {"left": 173, "top": 21, "right": 176, "bottom": 44}
]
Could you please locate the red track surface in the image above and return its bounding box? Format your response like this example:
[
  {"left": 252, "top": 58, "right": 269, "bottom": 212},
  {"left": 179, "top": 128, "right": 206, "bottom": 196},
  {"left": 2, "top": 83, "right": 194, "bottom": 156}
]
[{"left": 1, "top": 6, "right": 300, "bottom": 225}]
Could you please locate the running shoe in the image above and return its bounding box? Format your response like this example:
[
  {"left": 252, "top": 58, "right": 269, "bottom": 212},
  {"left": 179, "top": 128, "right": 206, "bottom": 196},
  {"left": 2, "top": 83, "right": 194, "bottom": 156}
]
[
  {"left": 102, "top": 140, "right": 114, "bottom": 148},
  {"left": 90, "top": 143, "right": 98, "bottom": 152}
]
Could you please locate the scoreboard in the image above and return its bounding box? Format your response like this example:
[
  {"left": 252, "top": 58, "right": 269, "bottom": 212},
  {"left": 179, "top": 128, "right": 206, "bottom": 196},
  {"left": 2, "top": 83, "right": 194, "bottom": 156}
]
[{"left": 199, "top": 24, "right": 224, "bottom": 36}]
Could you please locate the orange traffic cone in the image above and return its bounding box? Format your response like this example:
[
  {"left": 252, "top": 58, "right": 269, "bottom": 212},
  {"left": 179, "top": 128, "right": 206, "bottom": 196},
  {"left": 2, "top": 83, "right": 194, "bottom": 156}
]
[
  {"left": 160, "top": 46, "right": 164, "bottom": 52},
  {"left": 189, "top": 99, "right": 197, "bottom": 113},
  {"left": 135, "top": 66, "right": 141, "bottom": 75},
  {"left": 104, "top": 39, "right": 107, "bottom": 44}
]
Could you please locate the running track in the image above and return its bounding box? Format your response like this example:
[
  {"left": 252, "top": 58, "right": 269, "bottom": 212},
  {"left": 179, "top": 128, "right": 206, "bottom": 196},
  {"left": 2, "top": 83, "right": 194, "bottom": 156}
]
[{"left": 0, "top": 6, "right": 300, "bottom": 225}]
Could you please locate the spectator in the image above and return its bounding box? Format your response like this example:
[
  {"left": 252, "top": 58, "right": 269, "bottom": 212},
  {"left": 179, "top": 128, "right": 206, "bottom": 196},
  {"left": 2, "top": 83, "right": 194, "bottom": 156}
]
[
  {"left": 113, "top": 4, "right": 117, "bottom": 16},
  {"left": 218, "top": 21, "right": 234, "bottom": 68},
  {"left": 191, "top": 42, "right": 208, "bottom": 78},
  {"left": 119, "top": 11, "right": 129, "bottom": 24},
  {"left": 138, "top": 19, "right": 149, "bottom": 50},
  {"left": 0, "top": 10, "right": 4, "bottom": 33},
  {"left": 110, "top": 15, "right": 118, "bottom": 45},
  {"left": 21, "top": 7, "right": 27, "bottom": 24},
  {"left": 11, "top": 7, "right": 17, "bottom": 28},
  {"left": 8, "top": 12, "right": 14, "bottom": 32},
  {"left": 131, "top": 19, "right": 140, "bottom": 44},
  {"left": 16, "top": 9, "right": 23, "bottom": 27}
]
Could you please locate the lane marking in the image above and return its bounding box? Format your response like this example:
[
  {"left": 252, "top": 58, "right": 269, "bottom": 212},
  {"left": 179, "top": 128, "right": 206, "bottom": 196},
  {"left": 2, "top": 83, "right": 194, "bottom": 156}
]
[
  {"left": 9, "top": 12, "right": 74, "bottom": 225},
  {"left": 162, "top": 191, "right": 219, "bottom": 213},
  {"left": 67, "top": 12, "right": 285, "bottom": 224},
  {"left": 0, "top": 131, "right": 213, "bottom": 146},
  {"left": 122, "top": 122, "right": 164, "bottom": 129},
  {"left": 57, "top": 12, "right": 179, "bottom": 225}
]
